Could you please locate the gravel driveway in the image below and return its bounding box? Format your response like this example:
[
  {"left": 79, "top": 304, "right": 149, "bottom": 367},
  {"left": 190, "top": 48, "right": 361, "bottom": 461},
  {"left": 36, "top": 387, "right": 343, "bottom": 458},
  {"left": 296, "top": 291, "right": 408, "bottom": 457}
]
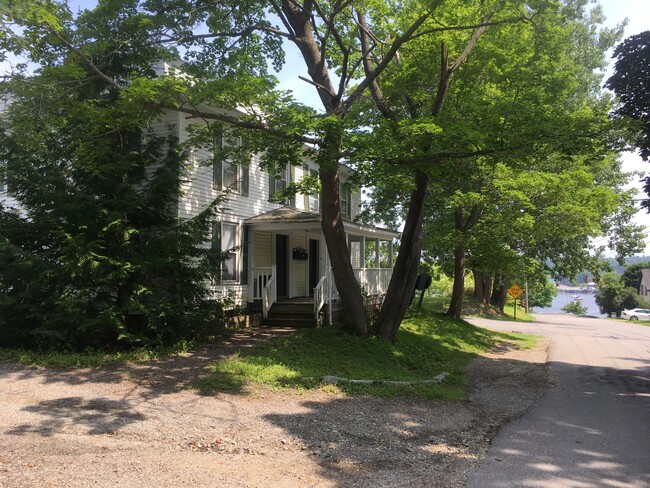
[{"left": 0, "top": 328, "right": 549, "bottom": 487}]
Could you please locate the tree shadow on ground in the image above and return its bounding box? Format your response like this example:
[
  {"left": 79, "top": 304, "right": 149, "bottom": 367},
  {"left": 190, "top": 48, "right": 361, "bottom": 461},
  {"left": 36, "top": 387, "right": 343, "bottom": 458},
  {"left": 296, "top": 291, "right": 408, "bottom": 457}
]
[{"left": 7, "top": 396, "right": 146, "bottom": 437}]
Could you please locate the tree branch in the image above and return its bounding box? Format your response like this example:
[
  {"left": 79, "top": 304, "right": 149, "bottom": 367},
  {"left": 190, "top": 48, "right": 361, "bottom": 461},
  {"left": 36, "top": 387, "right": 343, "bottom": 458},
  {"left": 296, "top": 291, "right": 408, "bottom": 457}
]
[
  {"left": 356, "top": 9, "right": 397, "bottom": 121},
  {"left": 173, "top": 104, "right": 320, "bottom": 145},
  {"left": 44, "top": 25, "right": 124, "bottom": 92},
  {"left": 343, "top": 12, "right": 431, "bottom": 113}
]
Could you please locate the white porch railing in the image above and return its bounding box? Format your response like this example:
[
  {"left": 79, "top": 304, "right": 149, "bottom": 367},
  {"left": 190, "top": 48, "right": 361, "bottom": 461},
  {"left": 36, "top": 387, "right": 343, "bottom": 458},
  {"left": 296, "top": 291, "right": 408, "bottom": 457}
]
[
  {"left": 251, "top": 265, "right": 276, "bottom": 319},
  {"left": 320, "top": 267, "right": 393, "bottom": 325},
  {"left": 251, "top": 267, "right": 273, "bottom": 301},
  {"left": 313, "top": 275, "right": 327, "bottom": 325},
  {"left": 252, "top": 265, "right": 392, "bottom": 324}
]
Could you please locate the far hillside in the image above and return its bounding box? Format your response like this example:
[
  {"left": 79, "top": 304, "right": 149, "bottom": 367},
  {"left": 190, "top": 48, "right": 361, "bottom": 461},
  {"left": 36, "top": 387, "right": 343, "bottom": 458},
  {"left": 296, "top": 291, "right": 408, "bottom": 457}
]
[{"left": 563, "top": 256, "right": 650, "bottom": 284}]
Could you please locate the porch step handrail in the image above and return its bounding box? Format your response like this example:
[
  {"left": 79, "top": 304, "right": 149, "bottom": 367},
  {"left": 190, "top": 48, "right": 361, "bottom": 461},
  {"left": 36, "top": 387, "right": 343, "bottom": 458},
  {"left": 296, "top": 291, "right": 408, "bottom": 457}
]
[
  {"left": 313, "top": 274, "right": 327, "bottom": 325},
  {"left": 251, "top": 266, "right": 273, "bottom": 301},
  {"left": 262, "top": 265, "right": 277, "bottom": 320}
]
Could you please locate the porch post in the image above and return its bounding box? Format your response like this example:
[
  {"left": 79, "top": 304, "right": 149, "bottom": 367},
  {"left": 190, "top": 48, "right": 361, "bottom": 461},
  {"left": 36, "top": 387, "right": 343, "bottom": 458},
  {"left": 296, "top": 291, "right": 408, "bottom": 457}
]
[
  {"left": 389, "top": 240, "right": 394, "bottom": 267},
  {"left": 374, "top": 238, "right": 380, "bottom": 268},
  {"left": 359, "top": 235, "right": 365, "bottom": 290},
  {"left": 248, "top": 230, "right": 255, "bottom": 302}
]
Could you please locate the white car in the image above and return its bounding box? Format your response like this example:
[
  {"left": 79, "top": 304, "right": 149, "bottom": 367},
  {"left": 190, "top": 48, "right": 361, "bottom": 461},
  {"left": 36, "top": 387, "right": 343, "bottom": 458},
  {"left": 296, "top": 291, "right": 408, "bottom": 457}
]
[{"left": 621, "top": 308, "right": 650, "bottom": 321}]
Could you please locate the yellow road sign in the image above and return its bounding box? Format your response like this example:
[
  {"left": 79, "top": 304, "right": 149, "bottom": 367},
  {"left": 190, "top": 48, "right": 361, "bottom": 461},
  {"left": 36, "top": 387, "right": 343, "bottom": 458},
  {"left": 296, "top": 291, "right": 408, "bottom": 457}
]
[{"left": 508, "top": 284, "right": 523, "bottom": 299}]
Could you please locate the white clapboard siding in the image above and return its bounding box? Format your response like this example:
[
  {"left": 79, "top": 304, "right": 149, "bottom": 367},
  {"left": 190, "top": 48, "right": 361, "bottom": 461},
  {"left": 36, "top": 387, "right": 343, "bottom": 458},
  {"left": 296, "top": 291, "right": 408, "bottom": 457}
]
[{"left": 253, "top": 231, "right": 273, "bottom": 268}]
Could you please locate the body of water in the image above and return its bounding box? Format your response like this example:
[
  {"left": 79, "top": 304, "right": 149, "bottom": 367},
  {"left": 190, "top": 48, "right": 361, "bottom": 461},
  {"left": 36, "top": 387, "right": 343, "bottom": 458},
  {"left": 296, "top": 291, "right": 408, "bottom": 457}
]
[{"left": 534, "top": 289, "right": 605, "bottom": 317}]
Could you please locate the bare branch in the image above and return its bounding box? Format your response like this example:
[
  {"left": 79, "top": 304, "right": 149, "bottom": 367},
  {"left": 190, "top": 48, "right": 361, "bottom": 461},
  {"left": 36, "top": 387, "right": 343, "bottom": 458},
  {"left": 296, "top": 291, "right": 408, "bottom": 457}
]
[{"left": 298, "top": 75, "right": 336, "bottom": 97}]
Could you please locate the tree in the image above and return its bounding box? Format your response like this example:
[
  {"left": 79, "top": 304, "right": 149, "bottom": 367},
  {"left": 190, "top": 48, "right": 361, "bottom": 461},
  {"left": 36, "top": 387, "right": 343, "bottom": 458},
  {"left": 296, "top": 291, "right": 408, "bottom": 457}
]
[
  {"left": 0, "top": 2, "right": 225, "bottom": 350},
  {"left": 606, "top": 31, "right": 650, "bottom": 210},
  {"left": 528, "top": 279, "right": 557, "bottom": 310},
  {"left": 595, "top": 271, "right": 640, "bottom": 317},
  {"left": 354, "top": 0, "right": 640, "bottom": 325},
  {"left": 606, "top": 32, "right": 650, "bottom": 161},
  {"left": 562, "top": 301, "right": 587, "bottom": 316}
]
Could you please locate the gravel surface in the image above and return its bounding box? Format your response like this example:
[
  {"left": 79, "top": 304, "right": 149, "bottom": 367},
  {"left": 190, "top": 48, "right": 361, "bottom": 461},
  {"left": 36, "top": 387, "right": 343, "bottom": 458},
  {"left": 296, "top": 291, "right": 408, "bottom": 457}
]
[{"left": 0, "top": 328, "right": 549, "bottom": 487}]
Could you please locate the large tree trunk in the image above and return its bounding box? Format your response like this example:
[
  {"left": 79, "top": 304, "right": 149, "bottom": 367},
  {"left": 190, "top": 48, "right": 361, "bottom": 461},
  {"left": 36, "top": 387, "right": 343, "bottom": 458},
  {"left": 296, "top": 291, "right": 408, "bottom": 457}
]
[
  {"left": 319, "top": 164, "right": 368, "bottom": 336},
  {"left": 375, "top": 170, "right": 430, "bottom": 341},
  {"left": 490, "top": 277, "right": 508, "bottom": 313},
  {"left": 473, "top": 270, "right": 493, "bottom": 309},
  {"left": 447, "top": 246, "right": 466, "bottom": 319}
]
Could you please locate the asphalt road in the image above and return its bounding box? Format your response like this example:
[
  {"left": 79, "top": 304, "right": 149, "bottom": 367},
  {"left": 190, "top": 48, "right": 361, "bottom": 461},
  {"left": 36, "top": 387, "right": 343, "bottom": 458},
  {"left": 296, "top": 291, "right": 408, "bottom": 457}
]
[{"left": 465, "top": 314, "right": 650, "bottom": 488}]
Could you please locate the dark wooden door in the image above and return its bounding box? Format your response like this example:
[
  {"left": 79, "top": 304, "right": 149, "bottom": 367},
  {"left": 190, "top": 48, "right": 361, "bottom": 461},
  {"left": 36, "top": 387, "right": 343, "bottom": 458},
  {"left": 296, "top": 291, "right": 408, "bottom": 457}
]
[
  {"left": 276, "top": 234, "right": 288, "bottom": 298},
  {"left": 309, "top": 239, "right": 319, "bottom": 296}
]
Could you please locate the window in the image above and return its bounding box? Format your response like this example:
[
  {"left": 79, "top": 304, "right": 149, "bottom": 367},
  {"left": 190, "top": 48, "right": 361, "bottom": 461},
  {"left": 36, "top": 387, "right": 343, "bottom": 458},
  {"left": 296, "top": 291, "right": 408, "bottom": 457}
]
[
  {"left": 340, "top": 182, "right": 352, "bottom": 219},
  {"left": 212, "top": 221, "right": 239, "bottom": 284},
  {"left": 269, "top": 163, "right": 292, "bottom": 206},
  {"left": 307, "top": 167, "right": 320, "bottom": 213},
  {"left": 221, "top": 222, "right": 238, "bottom": 282},
  {"left": 213, "top": 132, "right": 248, "bottom": 196}
]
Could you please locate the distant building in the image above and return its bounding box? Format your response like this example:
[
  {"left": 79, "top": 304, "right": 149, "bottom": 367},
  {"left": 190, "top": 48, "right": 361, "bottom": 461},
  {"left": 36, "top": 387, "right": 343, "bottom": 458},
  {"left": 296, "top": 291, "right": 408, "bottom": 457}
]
[{"left": 639, "top": 269, "right": 650, "bottom": 298}]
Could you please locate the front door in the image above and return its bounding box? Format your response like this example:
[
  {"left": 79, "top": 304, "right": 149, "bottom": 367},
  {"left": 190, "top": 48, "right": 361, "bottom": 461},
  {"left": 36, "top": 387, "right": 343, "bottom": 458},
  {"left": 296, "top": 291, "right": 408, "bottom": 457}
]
[
  {"left": 309, "top": 239, "right": 319, "bottom": 296},
  {"left": 276, "top": 234, "right": 288, "bottom": 298}
]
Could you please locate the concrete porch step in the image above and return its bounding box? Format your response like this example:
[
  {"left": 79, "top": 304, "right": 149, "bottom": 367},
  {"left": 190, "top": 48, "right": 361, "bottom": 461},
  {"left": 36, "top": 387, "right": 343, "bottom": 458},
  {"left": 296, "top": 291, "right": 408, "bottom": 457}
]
[{"left": 265, "top": 298, "right": 317, "bottom": 328}]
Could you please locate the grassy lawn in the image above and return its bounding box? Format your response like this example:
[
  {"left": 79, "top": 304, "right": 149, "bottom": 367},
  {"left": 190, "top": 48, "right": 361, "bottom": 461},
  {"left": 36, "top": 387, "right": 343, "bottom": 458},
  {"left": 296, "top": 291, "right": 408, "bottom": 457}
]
[
  {"left": 0, "top": 299, "right": 537, "bottom": 400},
  {"left": 0, "top": 340, "right": 196, "bottom": 368},
  {"left": 196, "top": 306, "right": 536, "bottom": 399}
]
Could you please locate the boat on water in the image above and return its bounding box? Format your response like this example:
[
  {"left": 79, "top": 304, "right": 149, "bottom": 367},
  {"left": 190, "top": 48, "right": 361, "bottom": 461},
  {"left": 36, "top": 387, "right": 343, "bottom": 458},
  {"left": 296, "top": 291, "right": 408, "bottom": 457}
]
[{"left": 572, "top": 295, "right": 583, "bottom": 300}]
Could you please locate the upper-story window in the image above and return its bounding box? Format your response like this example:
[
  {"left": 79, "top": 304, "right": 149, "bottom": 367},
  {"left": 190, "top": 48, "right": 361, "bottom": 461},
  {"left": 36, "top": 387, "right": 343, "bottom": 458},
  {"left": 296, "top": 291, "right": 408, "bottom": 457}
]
[
  {"left": 306, "top": 167, "right": 320, "bottom": 213},
  {"left": 269, "top": 163, "right": 293, "bottom": 206},
  {"left": 213, "top": 132, "right": 249, "bottom": 196},
  {"left": 340, "top": 182, "right": 352, "bottom": 219}
]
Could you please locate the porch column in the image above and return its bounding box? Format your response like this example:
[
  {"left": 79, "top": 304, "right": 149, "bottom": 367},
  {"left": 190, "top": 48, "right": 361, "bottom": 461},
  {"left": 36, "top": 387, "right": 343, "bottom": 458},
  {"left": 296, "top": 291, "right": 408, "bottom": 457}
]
[
  {"left": 359, "top": 236, "right": 365, "bottom": 269},
  {"left": 374, "top": 238, "right": 380, "bottom": 268},
  {"left": 248, "top": 230, "right": 256, "bottom": 302}
]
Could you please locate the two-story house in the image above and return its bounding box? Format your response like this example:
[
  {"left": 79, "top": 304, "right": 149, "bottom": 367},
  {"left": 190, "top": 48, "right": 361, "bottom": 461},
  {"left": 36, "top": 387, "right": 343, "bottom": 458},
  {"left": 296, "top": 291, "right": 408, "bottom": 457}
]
[
  {"left": 0, "top": 94, "right": 397, "bottom": 327},
  {"left": 152, "top": 105, "right": 398, "bottom": 326}
]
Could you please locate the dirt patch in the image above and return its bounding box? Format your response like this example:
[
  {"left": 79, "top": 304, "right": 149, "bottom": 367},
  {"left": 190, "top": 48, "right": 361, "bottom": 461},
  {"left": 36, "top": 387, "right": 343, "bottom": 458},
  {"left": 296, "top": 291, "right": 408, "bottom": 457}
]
[{"left": 0, "top": 329, "right": 549, "bottom": 488}]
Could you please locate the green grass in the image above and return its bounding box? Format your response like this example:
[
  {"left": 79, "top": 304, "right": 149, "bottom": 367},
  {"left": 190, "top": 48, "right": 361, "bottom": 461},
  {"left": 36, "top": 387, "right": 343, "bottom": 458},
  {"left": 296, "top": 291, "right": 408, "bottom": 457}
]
[
  {"left": 196, "top": 306, "right": 536, "bottom": 399},
  {"left": 0, "top": 339, "right": 196, "bottom": 368},
  {"left": 419, "top": 295, "right": 536, "bottom": 322}
]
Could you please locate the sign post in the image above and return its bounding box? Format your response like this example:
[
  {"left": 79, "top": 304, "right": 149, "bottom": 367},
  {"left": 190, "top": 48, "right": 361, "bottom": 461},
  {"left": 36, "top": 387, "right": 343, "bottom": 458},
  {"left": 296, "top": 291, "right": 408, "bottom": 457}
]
[{"left": 508, "top": 284, "right": 523, "bottom": 320}]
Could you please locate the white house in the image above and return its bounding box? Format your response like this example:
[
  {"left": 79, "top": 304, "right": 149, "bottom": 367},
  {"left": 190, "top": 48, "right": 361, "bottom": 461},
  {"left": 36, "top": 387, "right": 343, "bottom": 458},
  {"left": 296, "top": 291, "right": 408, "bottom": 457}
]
[
  {"left": 151, "top": 106, "right": 397, "bottom": 326},
  {"left": 639, "top": 269, "right": 650, "bottom": 299},
  {"left": 0, "top": 100, "right": 398, "bottom": 327}
]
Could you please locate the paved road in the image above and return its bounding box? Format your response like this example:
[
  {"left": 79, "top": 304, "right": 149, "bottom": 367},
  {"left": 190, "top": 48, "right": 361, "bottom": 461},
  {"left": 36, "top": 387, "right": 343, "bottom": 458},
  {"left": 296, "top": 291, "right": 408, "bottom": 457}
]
[{"left": 465, "top": 314, "right": 650, "bottom": 488}]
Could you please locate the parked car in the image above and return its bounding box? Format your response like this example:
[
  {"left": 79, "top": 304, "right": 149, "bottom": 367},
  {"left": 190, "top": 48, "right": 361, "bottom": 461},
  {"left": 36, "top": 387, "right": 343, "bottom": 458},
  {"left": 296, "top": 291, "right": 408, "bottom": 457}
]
[{"left": 621, "top": 308, "right": 650, "bottom": 321}]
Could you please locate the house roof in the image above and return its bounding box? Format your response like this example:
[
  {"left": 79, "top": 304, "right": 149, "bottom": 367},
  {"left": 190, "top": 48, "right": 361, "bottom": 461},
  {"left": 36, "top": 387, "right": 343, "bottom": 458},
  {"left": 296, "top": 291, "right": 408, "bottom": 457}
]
[
  {"left": 245, "top": 206, "right": 399, "bottom": 240},
  {"left": 245, "top": 207, "right": 322, "bottom": 224}
]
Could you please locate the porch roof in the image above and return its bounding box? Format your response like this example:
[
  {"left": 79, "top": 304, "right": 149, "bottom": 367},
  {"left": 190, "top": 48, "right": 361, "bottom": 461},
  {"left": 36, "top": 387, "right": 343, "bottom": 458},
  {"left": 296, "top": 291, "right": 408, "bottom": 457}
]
[{"left": 245, "top": 207, "right": 399, "bottom": 240}]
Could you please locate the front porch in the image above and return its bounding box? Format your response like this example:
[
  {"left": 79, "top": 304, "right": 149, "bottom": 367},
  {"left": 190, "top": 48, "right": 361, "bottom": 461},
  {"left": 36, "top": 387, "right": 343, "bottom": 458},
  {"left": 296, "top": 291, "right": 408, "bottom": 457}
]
[{"left": 244, "top": 207, "right": 398, "bottom": 326}]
